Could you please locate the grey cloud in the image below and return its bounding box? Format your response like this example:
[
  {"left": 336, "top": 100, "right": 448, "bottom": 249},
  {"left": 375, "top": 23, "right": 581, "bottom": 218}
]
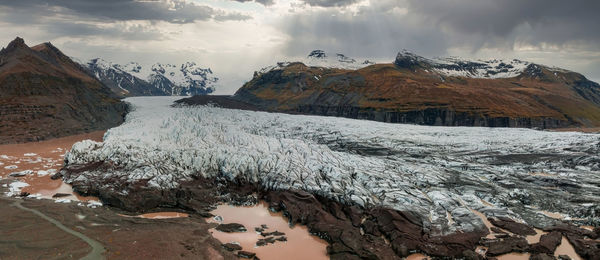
[
  {"left": 280, "top": 9, "right": 447, "bottom": 60},
  {"left": 0, "top": 0, "right": 250, "bottom": 23},
  {"left": 299, "top": 0, "right": 359, "bottom": 7},
  {"left": 231, "top": 0, "right": 275, "bottom": 6},
  {"left": 44, "top": 22, "right": 167, "bottom": 41},
  {"left": 407, "top": 0, "right": 600, "bottom": 46}
]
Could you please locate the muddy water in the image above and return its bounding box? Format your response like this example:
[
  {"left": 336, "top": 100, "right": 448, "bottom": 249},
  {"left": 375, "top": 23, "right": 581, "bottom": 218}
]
[
  {"left": 0, "top": 131, "right": 104, "bottom": 201},
  {"left": 540, "top": 210, "right": 565, "bottom": 219},
  {"left": 406, "top": 253, "right": 430, "bottom": 260},
  {"left": 138, "top": 212, "right": 189, "bottom": 219},
  {"left": 526, "top": 228, "right": 545, "bottom": 244},
  {"left": 497, "top": 252, "right": 530, "bottom": 260},
  {"left": 472, "top": 209, "right": 582, "bottom": 260},
  {"left": 208, "top": 201, "right": 329, "bottom": 260},
  {"left": 555, "top": 236, "right": 582, "bottom": 260},
  {"left": 471, "top": 209, "right": 497, "bottom": 239}
]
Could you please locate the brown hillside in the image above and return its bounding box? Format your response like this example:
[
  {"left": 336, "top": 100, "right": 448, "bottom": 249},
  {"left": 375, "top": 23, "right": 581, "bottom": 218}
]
[
  {"left": 0, "top": 37, "right": 128, "bottom": 144},
  {"left": 235, "top": 59, "right": 600, "bottom": 129}
]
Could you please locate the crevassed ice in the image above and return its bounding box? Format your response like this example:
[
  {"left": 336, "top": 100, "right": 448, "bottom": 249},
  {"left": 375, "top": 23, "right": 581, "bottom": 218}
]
[{"left": 65, "top": 97, "right": 600, "bottom": 235}]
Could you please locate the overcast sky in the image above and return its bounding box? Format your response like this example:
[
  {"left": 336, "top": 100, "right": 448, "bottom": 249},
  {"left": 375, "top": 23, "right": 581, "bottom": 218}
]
[{"left": 0, "top": 0, "right": 598, "bottom": 94}]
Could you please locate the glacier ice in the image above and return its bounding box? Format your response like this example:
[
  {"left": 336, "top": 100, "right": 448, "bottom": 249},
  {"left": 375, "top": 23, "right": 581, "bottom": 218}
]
[{"left": 64, "top": 97, "right": 600, "bottom": 234}]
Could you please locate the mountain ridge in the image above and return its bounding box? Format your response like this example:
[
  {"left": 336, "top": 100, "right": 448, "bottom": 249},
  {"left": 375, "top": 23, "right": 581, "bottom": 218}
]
[
  {"left": 231, "top": 50, "right": 600, "bottom": 129},
  {"left": 82, "top": 58, "right": 218, "bottom": 97}
]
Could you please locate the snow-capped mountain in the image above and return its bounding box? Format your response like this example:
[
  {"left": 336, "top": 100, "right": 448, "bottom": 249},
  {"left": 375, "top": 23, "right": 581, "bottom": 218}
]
[
  {"left": 393, "top": 49, "right": 565, "bottom": 79},
  {"left": 82, "top": 59, "right": 218, "bottom": 97},
  {"left": 305, "top": 50, "right": 374, "bottom": 69},
  {"left": 86, "top": 58, "right": 166, "bottom": 96},
  {"left": 257, "top": 50, "right": 374, "bottom": 75},
  {"left": 259, "top": 49, "right": 566, "bottom": 80}
]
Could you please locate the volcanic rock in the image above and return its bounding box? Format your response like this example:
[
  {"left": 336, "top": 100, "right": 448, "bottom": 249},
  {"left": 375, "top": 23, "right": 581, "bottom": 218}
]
[
  {"left": 484, "top": 236, "right": 529, "bottom": 256},
  {"left": 52, "top": 193, "right": 71, "bottom": 198},
  {"left": 222, "top": 243, "right": 242, "bottom": 251},
  {"left": 256, "top": 237, "right": 276, "bottom": 247},
  {"left": 215, "top": 223, "right": 247, "bottom": 233},
  {"left": 260, "top": 231, "right": 285, "bottom": 237},
  {"left": 529, "top": 231, "right": 562, "bottom": 255},
  {"left": 237, "top": 250, "right": 256, "bottom": 259},
  {"left": 530, "top": 254, "right": 555, "bottom": 260},
  {"left": 489, "top": 217, "right": 537, "bottom": 236}
]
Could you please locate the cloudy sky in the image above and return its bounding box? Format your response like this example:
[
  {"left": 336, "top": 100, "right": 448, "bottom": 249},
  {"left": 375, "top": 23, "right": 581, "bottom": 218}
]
[{"left": 0, "top": 0, "right": 598, "bottom": 94}]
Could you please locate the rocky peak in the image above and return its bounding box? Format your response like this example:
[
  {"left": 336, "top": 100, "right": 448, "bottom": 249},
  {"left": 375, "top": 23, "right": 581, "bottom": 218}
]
[
  {"left": 0, "top": 37, "right": 29, "bottom": 56},
  {"left": 6, "top": 37, "right": 28, "bottom": 50},
  {"left": 394, "top": 49, "right": 429, "bottom": 69},
  {"left": 308, "top": 50, "right": 327, "bottom": 59},
  {"left": 32, "top": 42, "right": 73, "bottom": 65}
]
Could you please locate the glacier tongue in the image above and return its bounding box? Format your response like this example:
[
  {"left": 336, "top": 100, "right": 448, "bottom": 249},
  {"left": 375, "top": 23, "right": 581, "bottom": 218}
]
[{"left": 64, "top": 97, "right": 600, "bottom": 234}]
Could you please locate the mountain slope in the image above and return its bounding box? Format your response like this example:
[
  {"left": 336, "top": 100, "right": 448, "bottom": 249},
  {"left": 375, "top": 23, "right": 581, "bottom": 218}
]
[
  {"left": 0, "top": 37, "right": 128, "bottom": 144},
  {"left": 234, "top": 50, "right": 600, "bottom": 129},
  {"left": 82, "top": 59, "right": 218, "bottom": 97},
  {"left": 85, "top": 59, "right": 167, "bottom": 96}
]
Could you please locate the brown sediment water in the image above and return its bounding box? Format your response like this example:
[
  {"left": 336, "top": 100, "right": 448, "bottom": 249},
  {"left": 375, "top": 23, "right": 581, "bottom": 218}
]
[
  {"left": 118, "top": 212, "right": 189, "bottom": 219},
  {"left": 581, "top": 225, "right": 595, "bottom": 231},
  {"left": 526, "top": 228, "right": 546, "bottom": 244},
  {"left": 471, "top": 209, "right": 497, "bottom": 238},
  {"left": 497, "top": 252, "right": 530, "bottom": 260},
  {"left": 480, "top": 199, "right": 494, "bottom": 207},
  {"left": 554, "top": 236, "right": 582, "bottom": 260},
  {"left": 539, "top": 210, "right": 565, "bottom": 219},
  {"left": 208, "top": 201, "right": 329, "bottom": 260},
  {"left": 138, "top": 212, "right": 189, "bottom": 219},
  {"left": 0, "top": 131, "right": 104, "bottom": 201},
  {"left": 406, "top": 253, "right": 430, "bottom": 260}
]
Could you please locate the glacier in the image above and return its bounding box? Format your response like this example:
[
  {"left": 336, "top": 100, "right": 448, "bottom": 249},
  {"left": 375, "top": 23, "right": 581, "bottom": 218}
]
[{"left": 64, "top": 97, "right": 600, "bottom": 235}]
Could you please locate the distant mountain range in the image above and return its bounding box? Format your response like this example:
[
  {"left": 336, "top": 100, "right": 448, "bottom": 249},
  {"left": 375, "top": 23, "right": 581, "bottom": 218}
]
[
  {"left": 0, "top": 37, "right": 127, "bottom": 144},
  {"left": 81, "top": 58, "right": 218, "bottom": 97},
  {"left": 233, "top": 50, "right": 600, "bottom": 129}
]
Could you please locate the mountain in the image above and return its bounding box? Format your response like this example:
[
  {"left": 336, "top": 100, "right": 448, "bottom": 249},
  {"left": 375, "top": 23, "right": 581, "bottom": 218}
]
[
  {"left": 233, "top": 50, "right": 600, "bottom": 129},
  {"left": 85, "top": 58, "right": 167, "bottom": 96},
  {"left": 82, "top": 59, "right": 218, "bottom": 97},
  {"left": 0, "top": 37, "right": 128, "bottom": 144}
]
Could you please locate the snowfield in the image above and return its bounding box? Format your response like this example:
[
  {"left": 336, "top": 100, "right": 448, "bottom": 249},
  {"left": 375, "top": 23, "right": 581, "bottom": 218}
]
[{"left": 65, "top": 97, "right": 600, "bottom": 235}]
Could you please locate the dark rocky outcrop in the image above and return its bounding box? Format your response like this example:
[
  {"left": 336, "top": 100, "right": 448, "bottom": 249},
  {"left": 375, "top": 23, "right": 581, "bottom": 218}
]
[
  {"left": 222, "top": 243, "right": 242, "bottom": 251},
  {"left": 216, "top": 223, "right": 247, "bottom": 233},
  {"left": 482, "top": 236, "right": 529, "bottom": 256},
  {"left": 489, "top": 217, "right": 537, "bottom": 236},
  {"left": 237, "top": 250, "right": 256, "bottom": 259},
  {"left": 0, "top": 37, "right": 128, "bottom": 144}
]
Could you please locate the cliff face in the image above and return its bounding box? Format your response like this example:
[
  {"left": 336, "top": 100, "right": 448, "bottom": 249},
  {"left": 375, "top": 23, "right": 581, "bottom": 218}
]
[
  {"left": 234, "top": 55, "right": 600, "bottom": 129},
  {"left": 0, "top": 37, "right": 128, "bottom": 144}
]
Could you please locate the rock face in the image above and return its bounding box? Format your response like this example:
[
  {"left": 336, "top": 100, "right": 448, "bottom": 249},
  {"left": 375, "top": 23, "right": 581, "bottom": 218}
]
[
  {"left": 82, "top": 58, "right": 218, "bottom": 97},
  {"left": 233, "top": 50, "right": 600, "bottom": 129},
  {"left": 0, "top": 37, "right": 128, "bottom": 144}
]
